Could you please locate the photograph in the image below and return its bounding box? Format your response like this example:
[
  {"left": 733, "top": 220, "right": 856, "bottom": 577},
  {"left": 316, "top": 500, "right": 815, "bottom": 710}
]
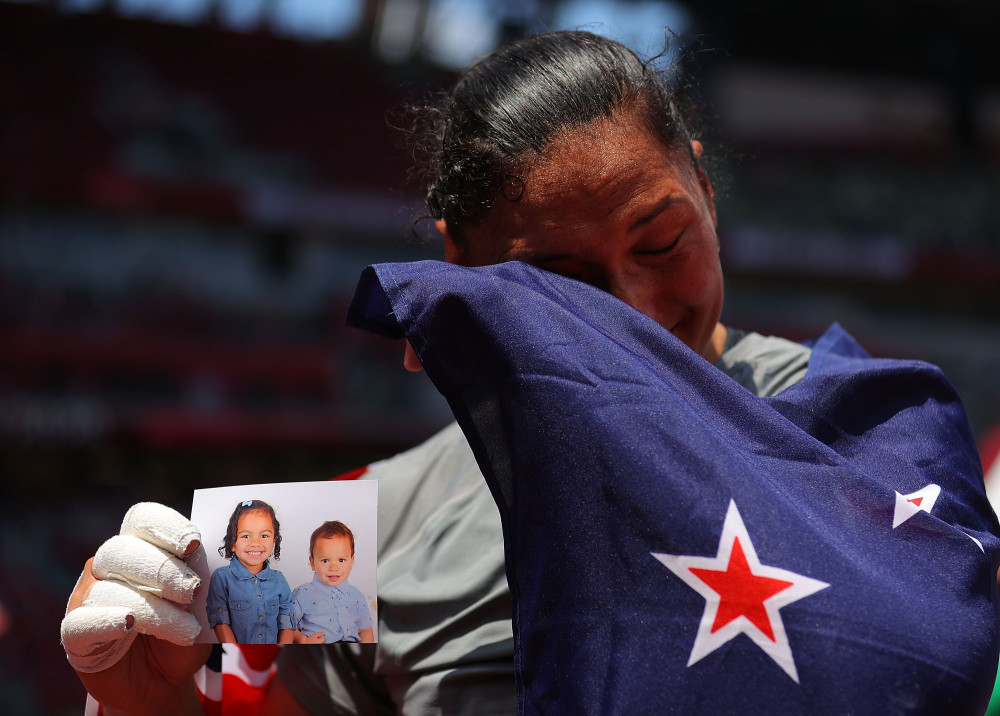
[{"left": 188, "top": 480, "right": 377, "bottom": 645}]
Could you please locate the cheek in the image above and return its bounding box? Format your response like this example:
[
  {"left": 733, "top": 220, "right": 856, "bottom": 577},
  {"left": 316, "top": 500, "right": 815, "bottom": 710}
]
[
  {"left": 650, "top": 254, "right": 718, "bottom": 310},
  {"left": 679, "top": 246, "right": 723, "bottom": 306},
  {"left": 662, "top": 252, "right": 724, "bottom": 347}
]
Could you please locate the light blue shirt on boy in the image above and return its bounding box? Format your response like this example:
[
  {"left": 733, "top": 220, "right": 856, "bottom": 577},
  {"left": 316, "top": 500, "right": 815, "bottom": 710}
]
[{"left": 293, "top": 575, "right": 372, "bottom": 642}]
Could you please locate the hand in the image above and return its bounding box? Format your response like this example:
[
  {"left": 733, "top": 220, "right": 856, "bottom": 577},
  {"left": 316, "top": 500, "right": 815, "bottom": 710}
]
[
  {"left": 61, "top": 503, "right": 213, "bottom": 715},
  {"left": 293, "top": 629, "right": 326, "bottom": 644}
]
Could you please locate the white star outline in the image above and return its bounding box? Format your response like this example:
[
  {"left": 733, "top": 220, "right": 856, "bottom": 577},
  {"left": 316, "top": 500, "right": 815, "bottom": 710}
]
[
  {"left": 652, "top": 500, "right": 830, "bottom": 683},
  {"left": 892, "top": 483, "right": 984, "bottom": 552},
  {"left": 892, "top": 483, "right": 941, "bottom": 529}
]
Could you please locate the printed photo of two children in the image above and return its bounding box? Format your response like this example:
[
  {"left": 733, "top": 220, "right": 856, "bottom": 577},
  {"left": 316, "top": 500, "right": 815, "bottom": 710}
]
[{"left": 187, "top": 481, "right": 377, "bottom": 645}]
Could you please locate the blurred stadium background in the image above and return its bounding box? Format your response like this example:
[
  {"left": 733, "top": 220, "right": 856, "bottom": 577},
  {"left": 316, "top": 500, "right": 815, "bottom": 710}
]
[{"left": 0, "top": 0, "right": 997, "bottom": 712}]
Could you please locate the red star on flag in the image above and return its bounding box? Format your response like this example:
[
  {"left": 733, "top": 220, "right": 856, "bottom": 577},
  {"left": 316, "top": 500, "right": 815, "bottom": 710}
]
[{"left": 652, "top": 500, "right": 829, "bottom": 682}]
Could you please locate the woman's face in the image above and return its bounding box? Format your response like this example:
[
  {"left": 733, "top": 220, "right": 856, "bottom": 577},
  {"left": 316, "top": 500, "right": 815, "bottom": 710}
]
[{"left": 446, "top": 114, "right": 725, "bottom": 362}]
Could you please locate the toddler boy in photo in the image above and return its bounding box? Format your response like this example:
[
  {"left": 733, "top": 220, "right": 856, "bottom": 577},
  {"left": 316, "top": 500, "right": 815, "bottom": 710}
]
[{"left": 293, "top": 520, "right": 374, "bottom": 644}]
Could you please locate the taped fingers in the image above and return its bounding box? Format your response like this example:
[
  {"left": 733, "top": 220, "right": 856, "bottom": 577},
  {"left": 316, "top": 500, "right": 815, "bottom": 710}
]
[
  {"left": 61, "top": 503, "right": 203, "bottom": 674},
  {"left": 86, "top": 580, "right": 202, "bottom": 646},
  {"left": 61, "top": 605, "right": 138, "bottom": 673},
  {"left": 94, "top": 534, "right": 202, "bottom": 605},
  {"left": 121, "top": 502, "right": 202, "bottom": 558}
]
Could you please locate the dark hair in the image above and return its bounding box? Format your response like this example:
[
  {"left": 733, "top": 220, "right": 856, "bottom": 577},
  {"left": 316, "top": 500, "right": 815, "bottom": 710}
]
[
  {"left": 309, "top": 520, "right": 355, "bottom": 557},
  {"left": 407, "top": 30, "right": 704, "bottom": 243},
  {"left": 218, "top": 500, "right": 282, "bottom": 561}
]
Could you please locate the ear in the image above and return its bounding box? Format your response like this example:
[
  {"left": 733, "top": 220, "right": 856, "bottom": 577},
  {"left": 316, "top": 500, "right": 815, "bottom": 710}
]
[
  {"left": 308, "top": 555, "right": 315, "bottom": 571},
  {"left": 690, "top": 141, "right": 717, "bottom": 229},
  {"left": 403, "top": 341, "right": 424, "bottom": 372},
  {"left": 437, "top": 219, "right": 467, "bottom": 265}
]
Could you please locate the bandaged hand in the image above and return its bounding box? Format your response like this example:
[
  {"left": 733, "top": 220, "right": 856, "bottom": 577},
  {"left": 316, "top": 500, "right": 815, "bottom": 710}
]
[{"left": 61, "top": 503, "right": 204, "bottom": 673}]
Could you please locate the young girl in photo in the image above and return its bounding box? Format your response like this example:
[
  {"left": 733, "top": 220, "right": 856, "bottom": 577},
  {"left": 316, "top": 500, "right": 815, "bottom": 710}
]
[{"left": 205, "top": 499, "right": 295, "bottom": 644}]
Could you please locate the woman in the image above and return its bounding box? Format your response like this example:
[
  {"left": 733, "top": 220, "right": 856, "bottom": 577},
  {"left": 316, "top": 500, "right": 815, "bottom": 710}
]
[{"left": 62, "top": 31, "right": 997, "bottom": 715}]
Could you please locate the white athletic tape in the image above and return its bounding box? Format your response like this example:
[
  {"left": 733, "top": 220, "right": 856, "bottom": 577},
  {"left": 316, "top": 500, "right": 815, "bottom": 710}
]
[
  {"left": 93, "top": 534, "right": 202, "bottom": 605},
  {"left": 85, "top": 580, "right": 201, "bottom": 645},
  {"left": 120, "top": 502, "right": 201, "bottom": 558},
  {"left": 61, "top": 605, "right": 138, "bottom": 673},
  {"left": 62, "top": 502, "right": 204, "bottom": 674}
]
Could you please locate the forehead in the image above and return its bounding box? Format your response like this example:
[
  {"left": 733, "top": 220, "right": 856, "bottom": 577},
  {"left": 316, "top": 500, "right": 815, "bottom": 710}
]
[
  {"left": 475, "top": 116, "right": 697, "bottom": 248},
  {"left": 237, "top": 510, "right": 273, "bottom": 531},
  {"left": 313, "top": 535, "right": 352, "bottom": 554},
  {"left": 533, "top": 117, "right": 687, "bottom": 191}
]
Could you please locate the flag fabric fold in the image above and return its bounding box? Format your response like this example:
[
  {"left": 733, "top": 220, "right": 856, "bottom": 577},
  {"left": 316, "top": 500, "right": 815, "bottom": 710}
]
[{"left": 348, "top": 259, "right": 1000, "bottom": 715}]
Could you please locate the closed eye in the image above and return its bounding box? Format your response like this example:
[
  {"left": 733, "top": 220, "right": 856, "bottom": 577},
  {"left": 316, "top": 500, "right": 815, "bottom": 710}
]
[{"left": 636, "top": 233, "right": 682, "bottom": 256}]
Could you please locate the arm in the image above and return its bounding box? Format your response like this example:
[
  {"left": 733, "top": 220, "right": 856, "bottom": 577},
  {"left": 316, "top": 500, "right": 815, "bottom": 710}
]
[
  {"left": 287, "top": 590, "right": 325, "bottom": 643},
  {"left": 275, "top": 575, "right": 296, "bottom": 643},
  {"left": 204, "top": 568, "right": 232, "bottom": 640},
  {"left": 278, "top": 629, "right": 295, "bottom": 644},
  {"left": 348, "top": 587, "right": 374, "bottom": 643},
  {"left": 214, "top": 624, "right": 237, "bottom": 644}
]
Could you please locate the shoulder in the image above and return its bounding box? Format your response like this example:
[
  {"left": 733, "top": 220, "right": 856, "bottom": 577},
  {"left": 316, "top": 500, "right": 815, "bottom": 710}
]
[
  {"left": 269, "top": 569, "right": 292, "bottom": 590},
  {"left": 716, "top": 326, "right": 812, "bottom": 397},
  {"left": 209, "top": 562, "right": 234, "bottom": 584},
  {"left": 365, "top": 421, "right": 473, "bottom": 484},
  {"left": 364, "top": 421, "right": 486, "bottom": 549},
  {"left": 343, "top": 582, "right": 366, "bottom": 600}
]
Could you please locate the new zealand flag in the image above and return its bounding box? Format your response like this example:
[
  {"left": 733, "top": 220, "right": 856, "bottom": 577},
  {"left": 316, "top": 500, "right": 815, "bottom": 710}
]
[{"left": 349, "top": 260, "right": 1000, "bottom": 715}]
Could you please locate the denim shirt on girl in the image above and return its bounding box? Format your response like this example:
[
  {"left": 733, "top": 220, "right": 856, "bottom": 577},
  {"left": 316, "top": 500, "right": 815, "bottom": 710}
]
[
  {"left": 292, "top": 575, "right": 372, "bottom": 642},
  {"left": 206, "top": 557, "right": 295, "bottom": 643}
]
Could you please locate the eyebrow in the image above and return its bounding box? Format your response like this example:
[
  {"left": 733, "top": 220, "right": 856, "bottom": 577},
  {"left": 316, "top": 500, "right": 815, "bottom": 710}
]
[{"left": 627, "top": 195, "right": 684, "bottom": 234}]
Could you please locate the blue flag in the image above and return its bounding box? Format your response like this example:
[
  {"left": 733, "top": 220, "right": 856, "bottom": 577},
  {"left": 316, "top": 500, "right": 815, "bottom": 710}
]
[{"left": 349, "top": 260, "right": 1000, "bottom": 715}]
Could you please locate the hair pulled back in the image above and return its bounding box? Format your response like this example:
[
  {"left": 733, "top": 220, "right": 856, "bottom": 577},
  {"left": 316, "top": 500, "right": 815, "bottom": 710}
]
[{"left": 408, "top": 30, "right": 702, "bottom": 242}]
